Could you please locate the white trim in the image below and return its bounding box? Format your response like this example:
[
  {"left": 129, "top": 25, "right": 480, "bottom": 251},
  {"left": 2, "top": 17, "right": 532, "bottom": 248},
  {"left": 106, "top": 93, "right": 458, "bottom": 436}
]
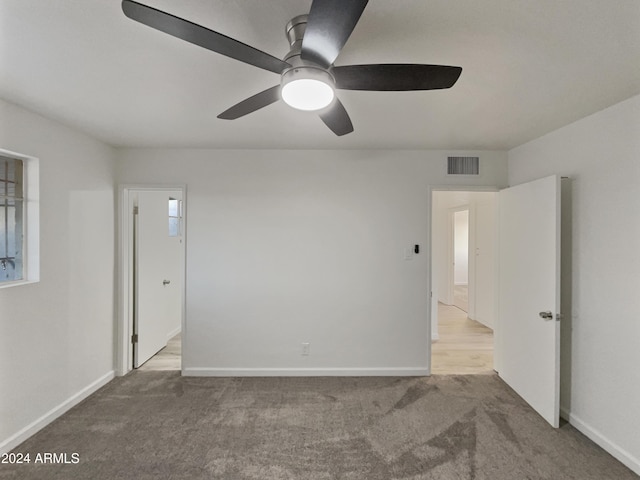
[
  {"left": 565, "top": 411, "right": 640, "bottom": 476},
  {"left": 183, "top": 367, "right": 429, "bottom": 377},
  {"left": 0, "top": 371, "right": 114, "bottom": 454},
  {"left": 116, "top": 184, "right": 187, "bottom": 377},
  {"left": 0, "top": 279, "right": 39, "bottom": 289},
  {"left": 167, "top": 326, "right": 182, "bottom": 342}
]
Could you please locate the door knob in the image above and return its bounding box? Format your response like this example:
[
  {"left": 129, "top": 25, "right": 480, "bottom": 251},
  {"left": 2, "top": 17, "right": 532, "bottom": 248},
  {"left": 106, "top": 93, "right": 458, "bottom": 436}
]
[
  {"left": 162, "top": 279, "right": 170, "bottom": 286},
  {"left": 539, "top": 311, "right": 553, "bottom": 320}
]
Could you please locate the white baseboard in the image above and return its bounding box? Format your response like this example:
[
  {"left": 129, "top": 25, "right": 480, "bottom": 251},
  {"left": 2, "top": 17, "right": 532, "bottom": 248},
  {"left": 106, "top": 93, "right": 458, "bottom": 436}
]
[
  {"left": 167, "top": 326, "right": 181, "bottom": 341},
  {"left": 0, "top": 370, "right": 115, "bottom": 454},
  {"left": 183, "top": 367, "right": 429, "bottom": 377},
  {"left": 565, "top": 410, "right": 640, "bottom": 476},
  {"left": 472, "top": 316, "right": 494, "bottom": 330}
]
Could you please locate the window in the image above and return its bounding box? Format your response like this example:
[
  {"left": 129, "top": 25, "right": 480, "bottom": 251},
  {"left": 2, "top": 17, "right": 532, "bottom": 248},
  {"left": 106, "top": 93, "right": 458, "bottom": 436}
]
[
  {"left": 0, "top": 150, "right": 39, "bottom": 287},
  {"left": 0, "top": 156, "right": 23, "bottom": 282},
  {"left": 168, "top": 197, "right": 181, "bottom": 237}
]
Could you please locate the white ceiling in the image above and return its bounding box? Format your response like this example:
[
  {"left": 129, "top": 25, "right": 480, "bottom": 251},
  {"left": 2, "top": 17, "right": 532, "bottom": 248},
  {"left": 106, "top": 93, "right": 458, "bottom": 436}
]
[{"left": 1, "top": 0, "right": 639, "bottom": 150}]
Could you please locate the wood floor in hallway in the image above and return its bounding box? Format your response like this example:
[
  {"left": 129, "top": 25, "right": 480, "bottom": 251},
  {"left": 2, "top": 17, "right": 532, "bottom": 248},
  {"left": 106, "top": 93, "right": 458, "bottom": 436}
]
[
  {"left": 432, "top": 302, "right": 494, "bottom": 375},
  {"left": 138, "top": 333, "right": 181, "bottom": 371}
]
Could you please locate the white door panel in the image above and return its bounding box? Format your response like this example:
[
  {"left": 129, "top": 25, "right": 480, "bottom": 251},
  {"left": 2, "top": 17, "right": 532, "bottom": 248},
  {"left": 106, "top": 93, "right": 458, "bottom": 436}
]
[
  {"left": 498, "top": 175, "right": 561, "bottom": 427},
  {"left": 135, "top": 190, "right": 182, "bottom": 368}
]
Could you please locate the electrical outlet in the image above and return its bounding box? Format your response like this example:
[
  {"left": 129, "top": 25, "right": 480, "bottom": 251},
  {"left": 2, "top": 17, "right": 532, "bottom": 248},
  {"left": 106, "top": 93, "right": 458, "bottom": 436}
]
[{"left": 301, "top": 342, "right": 310, "bottom": 356}]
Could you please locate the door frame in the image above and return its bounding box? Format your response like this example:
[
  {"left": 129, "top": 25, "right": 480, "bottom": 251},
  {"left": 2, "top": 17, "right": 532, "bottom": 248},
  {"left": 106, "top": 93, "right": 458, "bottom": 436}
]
[
  {"left": 428, "top": 185, "right": 499, "bottom": 375},
  {"left": 116, "top": 184, "right": 187, "bottom": 376}
]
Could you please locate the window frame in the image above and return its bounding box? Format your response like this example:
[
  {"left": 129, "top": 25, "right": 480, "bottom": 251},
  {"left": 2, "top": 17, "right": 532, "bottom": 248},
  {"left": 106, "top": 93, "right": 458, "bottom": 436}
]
[{"left": 0, "top": 149, "right": 39, "bottom": 289}]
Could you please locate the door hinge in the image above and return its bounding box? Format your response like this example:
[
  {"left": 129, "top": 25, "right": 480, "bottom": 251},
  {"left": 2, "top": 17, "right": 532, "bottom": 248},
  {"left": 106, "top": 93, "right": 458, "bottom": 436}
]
[
  {"left": 131, "top": 334, "right": 138, "bottom": 344},
  {"left": 133, "top": 206, "right": 139, "bottom": 215}
]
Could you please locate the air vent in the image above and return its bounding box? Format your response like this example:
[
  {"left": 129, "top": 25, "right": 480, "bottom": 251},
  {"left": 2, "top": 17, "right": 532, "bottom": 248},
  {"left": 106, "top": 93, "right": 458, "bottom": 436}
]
[{"left": 447, "top": 156, "right": 479, "bottom": 175}]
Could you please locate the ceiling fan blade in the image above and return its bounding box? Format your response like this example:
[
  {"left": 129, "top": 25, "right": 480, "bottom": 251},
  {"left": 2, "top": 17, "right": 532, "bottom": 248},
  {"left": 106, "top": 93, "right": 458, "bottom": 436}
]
[
  {"left": 332, "top": 64, "right": 462, "bottom": 91},
  {"left": 217, "top": 85, "right": 281, "bottom": 120},
  {"left": 319, "top": 98, "right": 354, "bottom": 136},
  {"left": 122, "top": 0, "right": 290, "bottom": 74},
  {"left": 301, "top": 0, "right": 368, "bottom": 68}
]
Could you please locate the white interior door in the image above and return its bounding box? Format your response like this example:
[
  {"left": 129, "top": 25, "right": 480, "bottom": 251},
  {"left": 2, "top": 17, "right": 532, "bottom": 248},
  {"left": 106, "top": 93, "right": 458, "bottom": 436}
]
[
  {"left": 498, "top": 175, "right": 561, "bottom": 427},
  {"left": 134, "top": 190, "right": 182, "bottom": 368}
]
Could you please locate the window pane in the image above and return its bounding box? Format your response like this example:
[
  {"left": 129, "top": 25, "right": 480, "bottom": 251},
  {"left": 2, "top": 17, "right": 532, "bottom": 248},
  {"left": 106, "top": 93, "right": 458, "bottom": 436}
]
[
  {"left": 7, "top": 203, "right": 16, "bottom": 251},
  {"left": 169, "top": 217, "right": 180, "bottom": 237},
  {"left": 0, "top": 204, "right": 6, "bottom": 257},
  {"left": 168, "top": 198, "right": 179, "bottom": 217},
  {"left": 1, "top": 157, "right": 22, "bottom": 198},
  {"left": 168, "top": 198, "right": 180, "bottom": 237},
  {"left": 1, "top": 156, "right": 24, "bottom": 283},
  {"left": 1, "top": 201, "right": 23, "bottom": 282}
]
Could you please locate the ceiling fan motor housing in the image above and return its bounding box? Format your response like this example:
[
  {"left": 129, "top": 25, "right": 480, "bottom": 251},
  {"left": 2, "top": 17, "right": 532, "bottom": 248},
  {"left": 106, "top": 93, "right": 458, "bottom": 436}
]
[
  {"left": 285, "top": 14, "right": 308, "bottom": 58},
  {"left": 283, "top": 14, "right": 329, "bottom": 71}
]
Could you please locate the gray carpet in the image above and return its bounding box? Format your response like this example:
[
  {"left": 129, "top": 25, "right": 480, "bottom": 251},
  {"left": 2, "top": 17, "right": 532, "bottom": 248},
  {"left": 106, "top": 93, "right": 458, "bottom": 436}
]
[{"left": 2, "top": 372, "right": 637, "bottom": 479}]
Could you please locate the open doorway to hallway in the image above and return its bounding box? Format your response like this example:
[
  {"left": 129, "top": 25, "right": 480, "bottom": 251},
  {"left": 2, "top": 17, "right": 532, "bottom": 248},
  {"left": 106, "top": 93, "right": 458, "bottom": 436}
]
[{"left": 431, "top": 190, "right": 498, "bottom": 374}]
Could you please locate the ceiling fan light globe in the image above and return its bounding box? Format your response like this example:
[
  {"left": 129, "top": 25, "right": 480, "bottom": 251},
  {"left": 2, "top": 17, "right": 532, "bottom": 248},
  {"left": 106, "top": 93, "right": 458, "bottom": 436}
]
[
  {"left": 280, "top": 67, "right": 336, "bottom": 111},
  {"left": 281, "top": 79, "right": 334, "bottom": 111}
]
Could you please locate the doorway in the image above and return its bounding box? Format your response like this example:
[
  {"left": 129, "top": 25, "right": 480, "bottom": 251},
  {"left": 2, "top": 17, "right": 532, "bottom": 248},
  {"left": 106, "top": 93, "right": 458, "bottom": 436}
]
[
  {"left": 117, "top": 185, "right": 186, "bottom": 375},
  {"left": 430, "top": 177, "right": 565, "bottom": 426},
  {"left": 430, "top": 189, "right": 497, "bottom": 374}
]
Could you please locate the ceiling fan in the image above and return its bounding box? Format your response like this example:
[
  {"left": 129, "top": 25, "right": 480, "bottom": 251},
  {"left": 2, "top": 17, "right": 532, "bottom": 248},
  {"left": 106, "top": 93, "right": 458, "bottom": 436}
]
[{"left": 122, "top": 0, "right": 462, "bottom": 136}]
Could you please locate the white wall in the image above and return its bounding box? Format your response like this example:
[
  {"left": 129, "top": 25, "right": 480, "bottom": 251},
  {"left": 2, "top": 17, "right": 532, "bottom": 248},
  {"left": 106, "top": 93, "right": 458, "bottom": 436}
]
[
  {"left": 473, "top": 197, "right": 497, "bottom": 329},
  {"left": 117, "top": 149, "right": 507, "bottom": 375},
  {"left": 453, "top": 210, "right": 469, "bottom": 285},
  {"left": 0, "top": 99, "right": 116, "bottom": 452},
  {"left": 508, "top": 94, "right": 640, "bottom": 474}
]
